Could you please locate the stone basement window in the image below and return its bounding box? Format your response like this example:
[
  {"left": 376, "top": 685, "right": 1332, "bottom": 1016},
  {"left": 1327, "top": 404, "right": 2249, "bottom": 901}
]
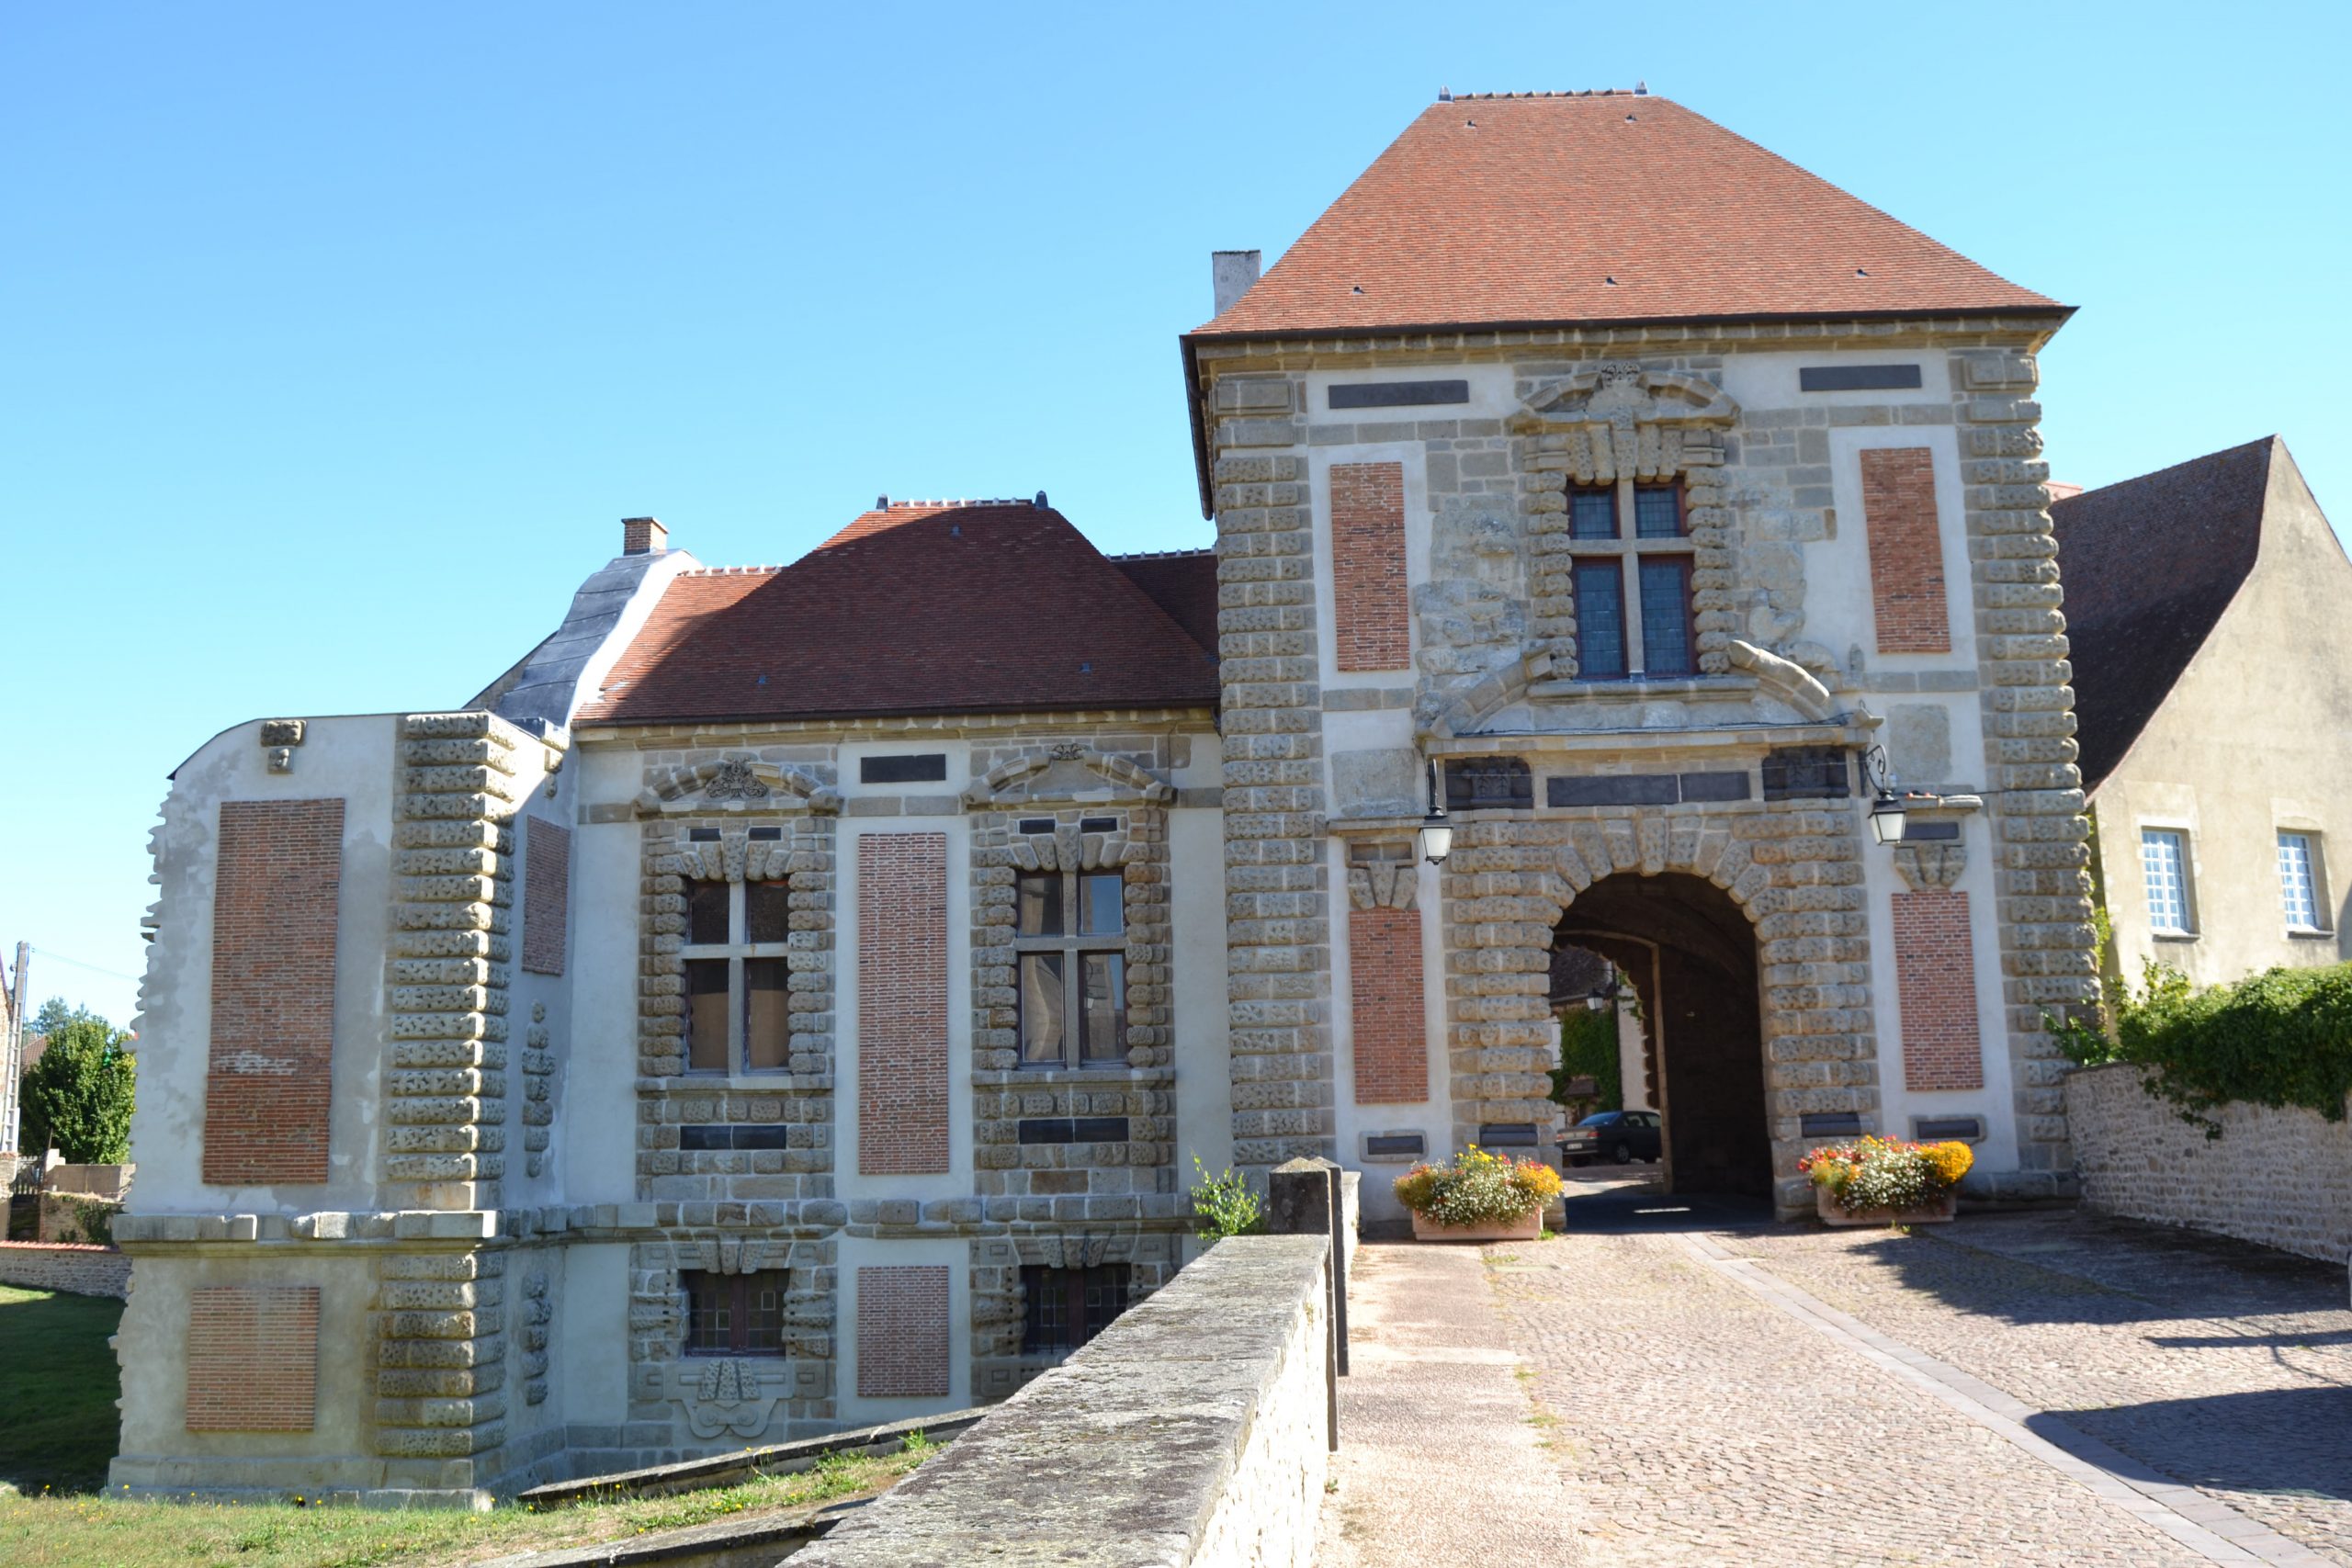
[
  {"left": 1014, "top": 868, "right": 1127, "bottom": 1067},
  {"left": 683, "top": 877, "right": 792, "bottom": 1072},
  {"left": 682, "top": 1268, "right": 789, "bottom": 1356},
  {"left": 1020, "top": 1263, "right": 1130, "bottom": 1356},
  {"left": 1566, "top": 479, "right": 1695, "bottom": 680}
]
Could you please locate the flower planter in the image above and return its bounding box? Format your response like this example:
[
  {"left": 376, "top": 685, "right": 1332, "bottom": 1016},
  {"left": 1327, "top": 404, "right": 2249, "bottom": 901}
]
[
  {"left": 1408, "top": 1208, "right": 1543, "bottom": 1243},
  {"left": 1814, "top": 1186, "right": 1957, "bottom": 1227}
]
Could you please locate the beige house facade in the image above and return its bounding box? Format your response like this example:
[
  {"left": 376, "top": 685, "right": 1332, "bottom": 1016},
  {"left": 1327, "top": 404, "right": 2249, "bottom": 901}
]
[
  {"left": 2054, "top": 438, "right": 2352, "bottom": 990},
  {"left": 110, "top": 90, "right": 2101, "bottom": 1504}
]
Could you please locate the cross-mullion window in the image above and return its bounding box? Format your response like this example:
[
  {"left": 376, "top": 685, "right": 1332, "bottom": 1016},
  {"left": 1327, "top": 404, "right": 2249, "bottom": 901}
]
[
  {"left": 683, "top": 878, "right": 793, "bottom": 1072},
  {"left": 1565, "top": 478, "right": 1694, "bottom": 681},
  {"left": 682, "top": 1269, "right": 789, "bottom": 1356},
  {"left": 1015, "top": 867, "right": 1127, "bottom": 1067}
]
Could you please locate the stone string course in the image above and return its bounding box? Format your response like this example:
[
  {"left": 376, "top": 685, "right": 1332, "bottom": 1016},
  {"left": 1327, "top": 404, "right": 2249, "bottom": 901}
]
[{"left": 2066, "top": 1063, "right": 2352, "bottom": 1265}]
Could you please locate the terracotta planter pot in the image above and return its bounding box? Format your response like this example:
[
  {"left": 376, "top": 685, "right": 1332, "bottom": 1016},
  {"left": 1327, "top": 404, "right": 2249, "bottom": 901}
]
[
  {"left": 1408, "top": 1208, "right": 1543, "bottom": 1243},
  {"left": 1814, "top": 1185, "right": 1957, "bottom": 1227}
]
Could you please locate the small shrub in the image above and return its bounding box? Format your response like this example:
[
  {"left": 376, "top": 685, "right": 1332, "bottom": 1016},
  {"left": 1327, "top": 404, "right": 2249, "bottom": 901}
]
[
  {"left": 1391, "top": 1147, "right": 1561, "bottom": 1226},
  {"left": 1188, "top": 1156, "right": 1262, "bottom": 1243}
]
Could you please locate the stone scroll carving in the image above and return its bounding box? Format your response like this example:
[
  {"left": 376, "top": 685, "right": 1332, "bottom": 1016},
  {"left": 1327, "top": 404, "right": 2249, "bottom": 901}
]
[{"left": 636, "top": 758, "right": 840, "bottom": 816}]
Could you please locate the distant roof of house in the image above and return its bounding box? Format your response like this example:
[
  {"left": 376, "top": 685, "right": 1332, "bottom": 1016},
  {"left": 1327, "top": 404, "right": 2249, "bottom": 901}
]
[
  {"left": 2051, "top": 437, "right": 2277, "bottom": 791},
  {"left": 1192, "top": 93, "right": 2060, "bottom": 341},
  {"left": 575, "top": 501, "right": 1220, "bottom": 728}
]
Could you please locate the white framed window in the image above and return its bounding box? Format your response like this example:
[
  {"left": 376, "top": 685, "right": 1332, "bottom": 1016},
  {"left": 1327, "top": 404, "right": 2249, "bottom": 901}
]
[
  {"left": 2141, "top": 829, "right": 2193, "bottom": 936},
  {"left": 682, "top": 877, "right": 793, "bottom": 1072},
  {"left": 2278, "top": 831, "right": 2327, "bottom": 931}
]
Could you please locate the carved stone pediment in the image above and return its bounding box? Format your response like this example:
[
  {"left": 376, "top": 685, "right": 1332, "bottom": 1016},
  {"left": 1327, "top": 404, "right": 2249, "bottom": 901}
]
[
  {"left": 1510, "top": 362, "right": 1740, "bottom": 483},
  {"left": 962, "top": 748, "right": 1174, "bottom": 807},
  {"left": 636, "top": 757, "right": 841, "bottom": 816}
]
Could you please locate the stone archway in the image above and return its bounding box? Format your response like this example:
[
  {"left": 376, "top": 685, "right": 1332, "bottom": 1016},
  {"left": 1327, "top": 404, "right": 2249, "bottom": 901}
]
[
  {"left": 1440, "top": 806, "right": 1881, "bottom": 1215},
  {"left": 1556, "top": 874, "right": 1770, "bottom": 1198}
]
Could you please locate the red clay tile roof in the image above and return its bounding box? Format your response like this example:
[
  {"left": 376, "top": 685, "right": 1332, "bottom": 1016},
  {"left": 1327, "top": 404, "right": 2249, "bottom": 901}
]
[
  {"left": 1194, "top": 93, "right": 2060, "bottom": 338},
  {"left": 577, "top": 502, "right": 1220, "bottom": 727},
  {"left": 2051, "top": 438, "right": 2276, "bottom": 790},
  {"left": 1110, "top": 549, "right": 1220, "bottom": 656}
]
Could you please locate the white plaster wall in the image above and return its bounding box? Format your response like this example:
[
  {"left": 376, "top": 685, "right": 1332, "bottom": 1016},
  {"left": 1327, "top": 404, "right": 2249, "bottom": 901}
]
[
  {"left": 1713, "top": 349, "right": 1955, "bottom": 419},
  {"left": 1816, "top": 424, "right": 1974, "bottom": 679},
  {"left": 1170, "top": 806, "right": 1233, "bottom": 1182},
  {"left": 1307, "top": 440, "right": 1431, "bottom": 693},
  {"left": 837, "top": 811, "right": 973, "bottom": 1201},
  {"left": 493, "top": 738, "right": 567, "bottom": 1213},
  {"left": 560, "top": 1241, "right": 630, "bottom": 1427},
  {"left": 130, "top": 715, "right": 400, "bottom": 1217},
  {"left": 563, "top": 743, "right": 651, "bottom": 1207},
  {"left": 833, "top": 1235, "right": 972, "bottom": 1428}
]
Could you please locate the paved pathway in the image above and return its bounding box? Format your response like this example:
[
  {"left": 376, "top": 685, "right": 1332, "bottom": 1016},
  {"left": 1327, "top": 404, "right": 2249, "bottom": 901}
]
[{"left": 1319, "top": 1187, "right": 2349, "bottom": 1567}]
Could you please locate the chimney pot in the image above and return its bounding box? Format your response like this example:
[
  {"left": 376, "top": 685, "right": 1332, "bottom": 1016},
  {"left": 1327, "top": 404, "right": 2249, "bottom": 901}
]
[
  {"left": 1211, "top": 250, "right": 1262, "bottom": 317},
  {"left": 621, "top": 516, "right": 667, "bottom": 556}
]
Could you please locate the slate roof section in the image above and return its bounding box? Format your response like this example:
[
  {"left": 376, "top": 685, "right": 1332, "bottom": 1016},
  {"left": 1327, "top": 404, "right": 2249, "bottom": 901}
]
[
  {"left": 1110, "top": 549, "right": 1220, "bottom": 657},
  {"left": 1193, "top": 93, "right": 2060, "bottom": 340},
  {"left": 576, "top": 502, "right": 1221, "bottom": 727},
  {"left": 2051, "top": 437, "right": 2276, "bottom": 791}
]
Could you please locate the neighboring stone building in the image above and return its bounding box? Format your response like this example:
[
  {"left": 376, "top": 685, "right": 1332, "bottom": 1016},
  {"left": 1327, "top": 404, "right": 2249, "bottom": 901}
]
[
  {"left": 110, "top": 89, "right": 2098, "bottom": 1502},
  {"left": 2052, "top": 437, "right": 2352, "bottom": 988}
]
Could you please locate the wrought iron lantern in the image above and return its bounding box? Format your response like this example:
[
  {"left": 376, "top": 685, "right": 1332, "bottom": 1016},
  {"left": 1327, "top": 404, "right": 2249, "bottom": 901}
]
[
  {"left": 1862, "top": 745, "right": 1907, "bottom": 846},
  {"left": 1419, "top": 761, "right": 1453, "bottom": 865}
]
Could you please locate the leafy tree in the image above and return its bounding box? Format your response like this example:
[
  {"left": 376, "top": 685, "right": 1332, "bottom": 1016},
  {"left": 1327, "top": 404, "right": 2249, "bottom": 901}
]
[
  {"left": 30, "top": 997, "right": 97, "bottom": 1041},
  {"left": 1549, "top": 1006, "right": 1623, "bottom": 1115},
  {"left": 21, "top": 1016, "right": 136, "bottom": 1165}
]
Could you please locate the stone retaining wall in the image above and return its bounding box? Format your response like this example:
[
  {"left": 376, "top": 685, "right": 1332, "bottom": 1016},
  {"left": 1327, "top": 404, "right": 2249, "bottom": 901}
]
[
  {"left": 794, "top": 1234, "right": 1333, "bottom": 1568},
  {"left": 0, "top": 1241, "right": 131, "bottom": 1299},
  {"left": 2065, "top": 1063, "right": 2352, "bottom": 1264}
]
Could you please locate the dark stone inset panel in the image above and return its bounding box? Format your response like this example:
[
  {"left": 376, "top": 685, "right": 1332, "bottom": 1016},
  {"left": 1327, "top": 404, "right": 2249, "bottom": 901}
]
[
  {"left": 1078, "top": 817, "right": 1118, "bottom": 833},
  {"left": 1761, "top": 747, "right": 1853, "bottom": 802},
  {"left": 860, "top": 753, "right": 948, "bottom": 784},
  {"left": 1016, "top": 818, "right": 1056, "bottom": 835},
  {"left": 1363, "top": 1133, "right": 1426, "bottom": 1160},
  {"left": 1676, "top": 772, "right": 1752, "bottom": 803},
  {"left": 1914, "top": 1115, "right": 1986, "bottom": 1142},
  {"left": 1548, "top": 773, "right": 1679, "bottom": 808},
  {"left": 1447, "top": 757, "right": 1533, "bottom": 810},
  {"left": 1906, "top": 820, "right": 1962, "bottom": 841},
  {"left": 1477, "top": 1122, "right": 1539, "bottom": 1147},
  {"left": 1328, "top": 378, "right": 1471, "bottom": 410},
  {"left": 1798, "top": 364, "right": 1923, "bottom": 392},
  {"left": 679, "top": 1123, "right": 794, "bottom": 1151},
  {"left": 1800, "top": 1111, "right": 1864, "bottom": 1138},
  {"left": 1016, "top": 1116, "right": 1131, "bottom": 1145}
]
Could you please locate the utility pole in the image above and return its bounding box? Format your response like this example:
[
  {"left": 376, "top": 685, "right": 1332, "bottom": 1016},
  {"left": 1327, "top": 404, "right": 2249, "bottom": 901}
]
[{"left": 2, "top": 942, "right": 27, "bottom": 1158}]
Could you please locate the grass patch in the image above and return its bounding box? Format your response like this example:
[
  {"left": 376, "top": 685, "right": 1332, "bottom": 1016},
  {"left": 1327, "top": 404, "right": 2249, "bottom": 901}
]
[
  {"left": 1, "top": 1444, "right": 928, "bottom": 1568},
  {"left": 0, "top": 1288, "right": 936, "bottom": 1568},
  {"left": 0, "top": 1284, "right": 126, "bottom": 1495}
]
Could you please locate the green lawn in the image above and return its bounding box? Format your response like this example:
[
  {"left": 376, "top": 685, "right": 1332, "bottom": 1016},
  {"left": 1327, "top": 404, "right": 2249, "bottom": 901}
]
[
  {"left": 0, "top": 1283, "right": 126, "bottom": 1495},
  {"left": 0, "top": 1283, "right": 930, "bottom": 1567}
]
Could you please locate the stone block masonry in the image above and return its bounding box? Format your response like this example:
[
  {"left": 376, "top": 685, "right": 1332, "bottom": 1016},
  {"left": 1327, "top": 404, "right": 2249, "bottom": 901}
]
[
  {"left": 186, "top": 1284, "right": 319, "bottom": 1432},
  {"left": 2067, "top": 1063, "right": 2352, "bottom": 1265},
  {"left": 857, "top": 832, "right": 949, "bottom": 1176},
  {"left": 855, "top": 1265, "right": 949, "bottom": 1398},
  {"left": 1892, "top": 889, "right": 1984, "bottom": 1091},
  {"left": 205, "top": 797, "right": 344, "bottom": 1186},
  {"left": 1330, "top": 460, "right": 1409, "bottom": 671},
  {"left": 1861, "top": 446, "right": 1953, "bottom": 654}
]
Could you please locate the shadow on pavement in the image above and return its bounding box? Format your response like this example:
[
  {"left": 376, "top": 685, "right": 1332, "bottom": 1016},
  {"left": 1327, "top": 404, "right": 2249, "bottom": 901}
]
[{"left": 1562, "top": 1175, "right": 1773, "bottom": 1235}]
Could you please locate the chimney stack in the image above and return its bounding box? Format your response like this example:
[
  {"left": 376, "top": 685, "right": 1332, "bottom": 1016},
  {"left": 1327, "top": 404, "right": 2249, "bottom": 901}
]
[
  {"left": 621, "top": 516, "right": 667, "bottom": 556},
  {"left": 1211, "top": 250, "right": 1261, "bottom": 317}
]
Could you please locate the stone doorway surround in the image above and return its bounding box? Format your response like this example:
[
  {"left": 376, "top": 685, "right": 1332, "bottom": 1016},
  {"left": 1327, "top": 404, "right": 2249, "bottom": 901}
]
[{"left": 1439, "top": 798, "right": 1877, "bottom": 1216}]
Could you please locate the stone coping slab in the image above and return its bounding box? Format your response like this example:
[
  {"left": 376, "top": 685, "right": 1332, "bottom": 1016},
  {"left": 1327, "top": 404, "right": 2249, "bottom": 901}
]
[
  {"left": 515, "top": 1411, "right": 984, "bottom": 1509},
  {"left": 794, "top": 1234, "right": 1330, "bottom": 1567}
]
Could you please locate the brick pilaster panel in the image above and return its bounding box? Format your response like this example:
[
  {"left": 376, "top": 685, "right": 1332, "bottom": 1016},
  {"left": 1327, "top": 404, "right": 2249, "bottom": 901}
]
[
  {"left": 857, "top": 832, "right": 949, "bottom": 1174},
  {"left": 521, "top": 817, "right": 570, "bottom": 976},
  {"left": 186, "top": 1284, "right": 320, "bottom": 1431},
  {"left": 1860, "top": 446, "right": 1952, "bottom": 654},
  {"left": 855, "top": 1264, "right": 949, "bottom": 1398},
  {"left": 205, "top": 798, "right": 344, "bottom": 1186},
  {"left": 1349, "top": 905, "right": 1428, "bottom": 1104},
  {"left": 1330, "top": 460, "right": 1409, "bottom": 671},
  {"left": 1892, "top": 889, "right": 1985, "bottom": 1091}
]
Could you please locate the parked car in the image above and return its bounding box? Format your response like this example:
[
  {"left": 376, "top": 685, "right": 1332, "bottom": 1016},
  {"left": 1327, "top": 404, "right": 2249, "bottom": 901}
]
[{"left": 1560, "top": 1110, "right": 1662, "bottom": 1167}]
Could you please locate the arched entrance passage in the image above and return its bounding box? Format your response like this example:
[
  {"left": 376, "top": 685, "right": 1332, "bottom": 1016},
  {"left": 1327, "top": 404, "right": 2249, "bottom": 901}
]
[{"left": 1554, "top": 874, "right": 1770, "bottom": 1198}]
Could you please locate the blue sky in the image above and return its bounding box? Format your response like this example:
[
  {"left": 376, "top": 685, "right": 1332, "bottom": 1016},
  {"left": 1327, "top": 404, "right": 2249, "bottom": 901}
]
[{"left": 6, "top": 2, "right": 2347, "bottom": 1027}]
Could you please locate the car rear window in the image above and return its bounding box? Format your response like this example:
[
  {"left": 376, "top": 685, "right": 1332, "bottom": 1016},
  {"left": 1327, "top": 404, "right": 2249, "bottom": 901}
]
[{"left": 1577, "top": 1113, "right": 1619, "bottom": 1127}]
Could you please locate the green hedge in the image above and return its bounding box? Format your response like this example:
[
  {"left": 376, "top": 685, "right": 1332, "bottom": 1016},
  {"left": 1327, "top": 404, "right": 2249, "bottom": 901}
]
[
  {"left": 1550, "top": 1007, "right": 1622, "bottom": 1114},
  {"left": 2054, "top": 961, "right": 2352, "bottom": 1135}
]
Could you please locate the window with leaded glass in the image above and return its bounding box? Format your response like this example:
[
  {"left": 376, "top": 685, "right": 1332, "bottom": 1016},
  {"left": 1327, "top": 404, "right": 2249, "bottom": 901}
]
[
  {"left": 1020, "top": 1263, "right": 1131, "bottom": 1356},
  {"left": 682, "top": 877, "right": 793, "bottom": 1073},
  {"left": 1014, "top": 866, "right": 1128, "bottom": 1067},
  {"left": 1563, "top": 478, "right": 1694, "bottom": 681},
  {"left": 682, "top": 1269, "right": 789, "bottom": 1356}
]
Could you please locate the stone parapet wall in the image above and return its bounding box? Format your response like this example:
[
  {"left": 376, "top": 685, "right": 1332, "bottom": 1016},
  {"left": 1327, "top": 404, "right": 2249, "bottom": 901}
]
[
  {"left": 2065, "top": 1063, "right": 2352, "bottom": 1264},
  {"left": 797, "top": 1234, "right": 1331, "bottom": 1568},
  {"left": 0, "top": 1241, "right": 130, "bottom": 1299}
]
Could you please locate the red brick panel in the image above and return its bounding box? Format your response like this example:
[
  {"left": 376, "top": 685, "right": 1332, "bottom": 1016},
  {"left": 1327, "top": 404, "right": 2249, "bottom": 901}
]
[
  {"left": 1350, "top": 906, "right": 1428, "bottom": 1104},
  {"left": 522, "top": 817, "right": 571, "bottom": 976},
  {"left": 857, "top": 833, "right": 949, "bottom": 1175},
  {"left": 1892, "top": 889, "right": 1984, "bottom": 1091},
  {"left": 1860, "top": 446, "right": 1952, "bottom": 654},
  {"left": 186, "top": 1285, "right": 320, "bottom": 1431},
  {"left": 205, "top": 799, "right": 345, "bottom": 1186},
  {"left": 856, "top": 1265, "right": 950, "bottom": 1398},
  {"left": 1331, "top": 461, "right": 1410, "bottom": 671}
]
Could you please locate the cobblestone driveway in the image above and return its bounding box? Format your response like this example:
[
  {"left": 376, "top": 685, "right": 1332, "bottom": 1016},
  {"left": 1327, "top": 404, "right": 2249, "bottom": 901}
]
[{"left": 1476, "top": 1191, "right": 2348, "bottom": 1566}]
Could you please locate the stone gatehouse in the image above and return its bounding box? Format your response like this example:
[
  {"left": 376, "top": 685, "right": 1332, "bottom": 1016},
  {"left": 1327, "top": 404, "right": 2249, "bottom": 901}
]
[{"left": 110, "top": 88, "right": 2096, "bottom": 1502}]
